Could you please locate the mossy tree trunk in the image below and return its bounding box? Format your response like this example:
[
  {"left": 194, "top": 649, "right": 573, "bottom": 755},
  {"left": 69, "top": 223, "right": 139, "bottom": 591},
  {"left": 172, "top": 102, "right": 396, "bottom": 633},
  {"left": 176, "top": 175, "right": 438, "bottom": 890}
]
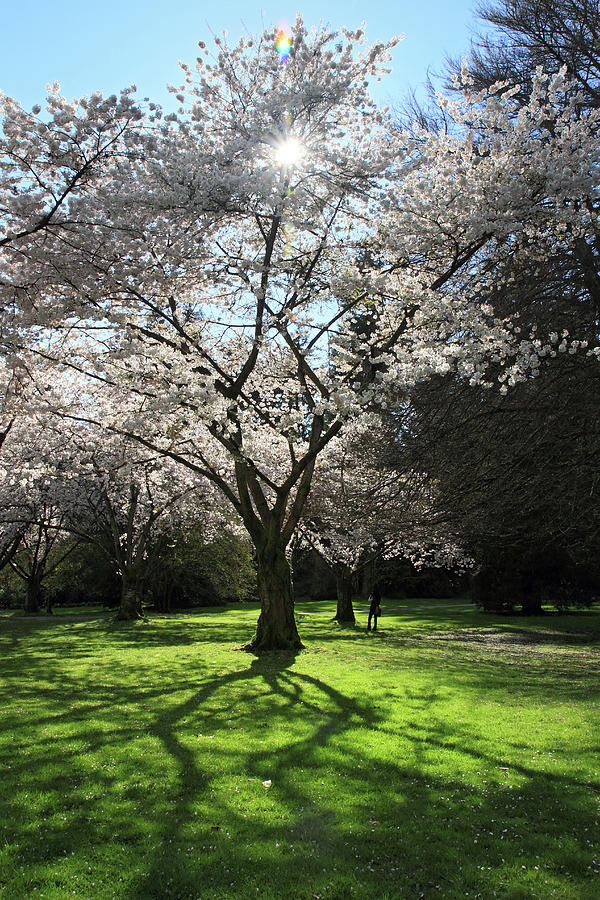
[
  {"left": 116, "top": 573, "right": 145, "bottom": 620},
  {"left": 102, "top": 484, "right": 148, "bottom": 621},
  {"left": 24, "top": 574, "right": 42, "bottom": 615},
  {"left": 11, "top": 526, "right": 79, "bottom": 616},
  {"left": 229, "top": 413, "right": 338, "bottom": 652},
  {"left": 246, "top": 531, "right": 303, "bottom": 651},
  {"left": 333, "top": 566, "right": 355, "bottom": 623}
]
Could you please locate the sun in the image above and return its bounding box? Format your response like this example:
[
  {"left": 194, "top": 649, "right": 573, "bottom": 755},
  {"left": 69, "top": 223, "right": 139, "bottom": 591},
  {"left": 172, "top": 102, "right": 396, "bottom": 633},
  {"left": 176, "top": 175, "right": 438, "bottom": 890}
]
[{"left": 273, "top": 136, "right": 304, "bottom": 168}]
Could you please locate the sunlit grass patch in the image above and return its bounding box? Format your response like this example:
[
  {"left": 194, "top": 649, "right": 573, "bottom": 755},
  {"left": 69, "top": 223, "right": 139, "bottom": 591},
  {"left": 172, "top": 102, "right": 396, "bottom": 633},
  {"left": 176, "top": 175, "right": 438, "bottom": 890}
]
[{"left": 1, "top": 601, "right": 599, "bottom": 898}]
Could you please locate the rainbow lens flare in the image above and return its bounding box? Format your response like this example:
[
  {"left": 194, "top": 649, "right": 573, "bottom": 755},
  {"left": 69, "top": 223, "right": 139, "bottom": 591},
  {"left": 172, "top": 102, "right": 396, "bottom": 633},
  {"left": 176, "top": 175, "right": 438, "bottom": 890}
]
[{"left": 275, "top": 23, "right": 292, "bottom": 62}]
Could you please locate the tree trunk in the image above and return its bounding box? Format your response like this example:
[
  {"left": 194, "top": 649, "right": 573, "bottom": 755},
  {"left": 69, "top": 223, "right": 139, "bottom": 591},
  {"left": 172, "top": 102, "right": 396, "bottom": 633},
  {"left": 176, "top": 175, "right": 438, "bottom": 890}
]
[
  {"left": 116, "top": 576, "right": 144, "bottom": 620},
  {"left": 246, "top": 535, "right": 303, "bottom": 651},
  {"left": 521, "top": 570, "right": 543, "bottom": 616},
  {"left": 521, "top": 593, "right": 543, "bottom": 616},
  {"left": 24, "top": 576, "right": 42, "bottom": 615},
  {"left": 334, "top": 568, "right": 355, "bottom": 623}
]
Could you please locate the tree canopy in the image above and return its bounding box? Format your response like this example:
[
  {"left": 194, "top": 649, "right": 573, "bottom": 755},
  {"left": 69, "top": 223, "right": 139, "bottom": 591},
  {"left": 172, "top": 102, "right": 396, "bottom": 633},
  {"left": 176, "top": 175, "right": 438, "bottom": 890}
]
[{"left": 1, "top": 17, "right": 599, "bottom": 644}]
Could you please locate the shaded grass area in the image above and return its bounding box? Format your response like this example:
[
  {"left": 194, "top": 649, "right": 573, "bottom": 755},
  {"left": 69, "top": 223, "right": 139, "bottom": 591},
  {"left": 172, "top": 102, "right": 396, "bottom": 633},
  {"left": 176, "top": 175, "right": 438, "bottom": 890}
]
[{"left": 1, "top": 601, "right": 599, "bottom": 898}]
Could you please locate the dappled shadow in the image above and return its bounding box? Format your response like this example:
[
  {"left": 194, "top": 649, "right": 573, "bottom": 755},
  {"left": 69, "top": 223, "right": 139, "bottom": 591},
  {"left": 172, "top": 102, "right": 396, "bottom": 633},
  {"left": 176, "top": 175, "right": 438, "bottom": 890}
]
[
  {"left": 123, "top": 651, "right": 381, "bottom": 898},
  {"left": 124, "top": 644, "right": 598, "bottom": 898},
  {"left": 0, "top": 608, "right": 255, "bottom": 669},
  {"left": 123, "top": 676, "right": 598, "bottom": 898},
  {"left": 2, "top": 609, "right": 600, "bottom": 898},
  {"left": 418, "top": 626, "right": 600, "bottom": 647}
]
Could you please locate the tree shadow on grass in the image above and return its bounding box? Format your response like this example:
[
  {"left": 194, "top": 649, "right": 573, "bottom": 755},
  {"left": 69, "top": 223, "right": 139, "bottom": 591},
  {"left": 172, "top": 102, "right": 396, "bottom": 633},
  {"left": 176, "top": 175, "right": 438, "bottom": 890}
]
[
  {"left": 2, "top": 611, "right": 600, "bottom": 898},
  {"left": 302, "top": 611, "right": 600, "bottom": 645},
  {"left": 122, "top": 652, "right": 381, "bottom": 898},
  {"left": 121, "top": 654, "right": 600, "bottom": 899},
  {"left": 0, "top": 608, "right": 257, "bottom": 668}
]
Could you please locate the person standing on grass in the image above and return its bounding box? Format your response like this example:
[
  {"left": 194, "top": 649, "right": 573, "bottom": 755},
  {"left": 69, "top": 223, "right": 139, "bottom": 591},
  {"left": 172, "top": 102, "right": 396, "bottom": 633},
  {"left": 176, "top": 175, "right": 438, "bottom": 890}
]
[{"left": 367, "top": 584, "right": 382, "bottom": 632}]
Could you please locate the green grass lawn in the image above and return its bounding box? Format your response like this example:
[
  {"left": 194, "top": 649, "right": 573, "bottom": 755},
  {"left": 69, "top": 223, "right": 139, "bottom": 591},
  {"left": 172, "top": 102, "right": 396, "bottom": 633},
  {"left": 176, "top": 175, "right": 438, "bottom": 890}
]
[{"left": 1, "top": 600, "right": 599, "bottom": 899}]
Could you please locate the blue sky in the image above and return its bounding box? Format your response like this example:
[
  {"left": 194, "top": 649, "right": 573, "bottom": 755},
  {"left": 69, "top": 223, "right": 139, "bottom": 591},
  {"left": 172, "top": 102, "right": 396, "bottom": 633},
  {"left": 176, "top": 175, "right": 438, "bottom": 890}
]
[{"left": 1, "top": 1, "right": 481, "bottom": 111}]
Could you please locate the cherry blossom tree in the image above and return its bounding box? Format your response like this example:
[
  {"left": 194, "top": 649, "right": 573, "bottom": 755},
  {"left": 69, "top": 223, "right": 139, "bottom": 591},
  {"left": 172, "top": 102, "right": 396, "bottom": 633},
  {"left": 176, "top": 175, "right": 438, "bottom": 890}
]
[
  {"left": 301, "top": 412, "right": 469, "bottom": 622},
  {"left": 0, "top": 86, "right": 143, "bottom": 347},
  {"left": 50, "top": 410, "right": 228, "bottom": 619},
  {"left": 0, "top": 360, "right": 29, "bottom": 570},
  {"left": 6, "top": 503, "right": 80, "bottom": 615},
  {"left": 0, "top": 412, "right": 84, "bottom": 613},
  {"left": 2, "top": 20, "right": 599, "bottom": 648},
  {"left": 0, "top": 355, "right": 69, "bottom": 581},
  {"left": 300, "top": 415, "right": 423, "bottom": 622}
]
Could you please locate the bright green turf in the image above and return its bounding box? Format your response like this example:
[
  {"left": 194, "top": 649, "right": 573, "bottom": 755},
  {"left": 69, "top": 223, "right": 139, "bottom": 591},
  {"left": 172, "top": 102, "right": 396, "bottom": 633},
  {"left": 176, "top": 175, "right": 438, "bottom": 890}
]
[{"left": 1, "top": 600, "right": 599, "bottom": 899}]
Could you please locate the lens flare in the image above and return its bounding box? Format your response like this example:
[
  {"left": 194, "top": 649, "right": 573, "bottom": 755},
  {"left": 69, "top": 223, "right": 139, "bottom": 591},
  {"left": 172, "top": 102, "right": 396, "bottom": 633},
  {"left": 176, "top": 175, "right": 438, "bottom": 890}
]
[{"left": 275, "top": 22, "right": 292, "bottom": 62}]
